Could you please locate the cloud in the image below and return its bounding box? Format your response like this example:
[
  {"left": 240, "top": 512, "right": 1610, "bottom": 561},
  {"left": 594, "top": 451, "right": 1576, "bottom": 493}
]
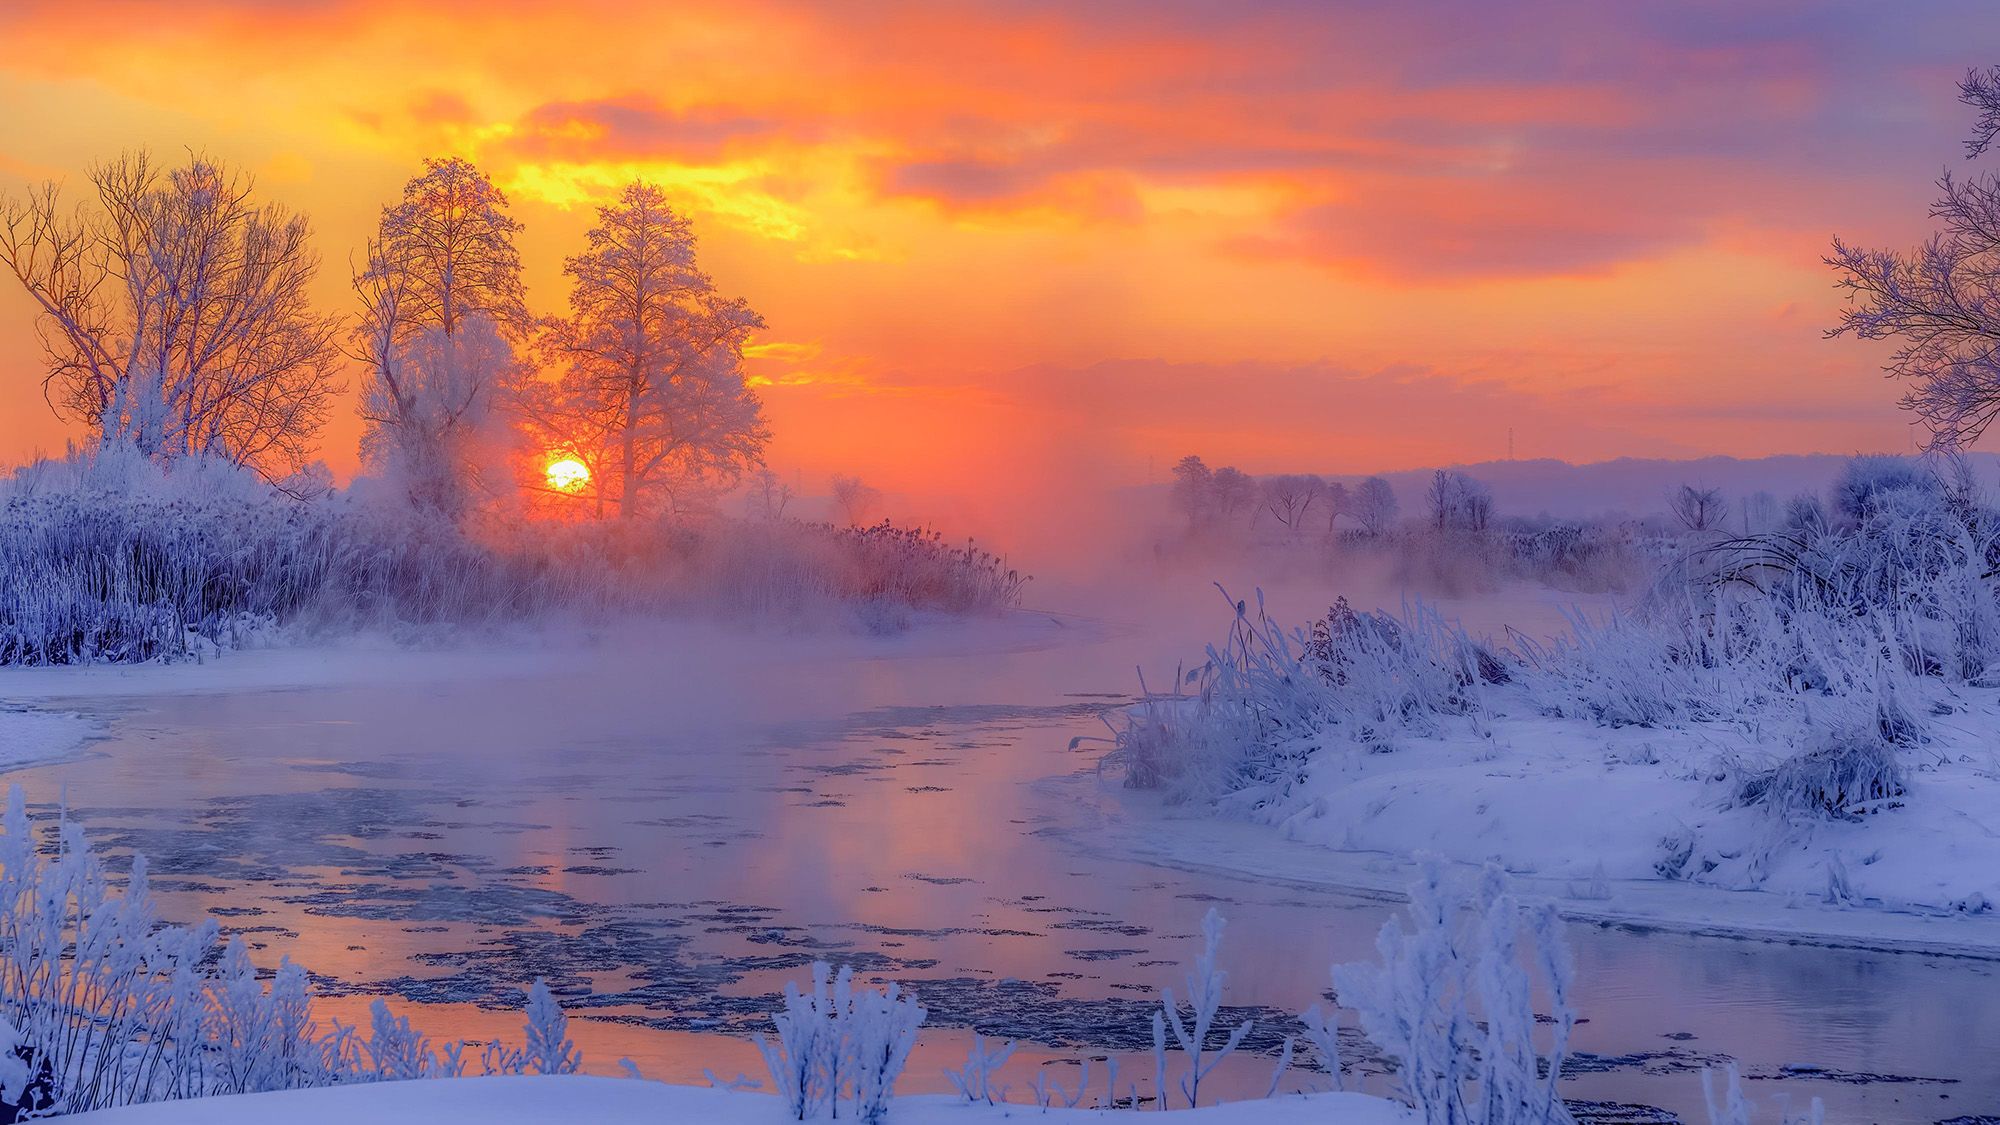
[{"left": 503, "top": 98, "right": 794, "bottom": 164}]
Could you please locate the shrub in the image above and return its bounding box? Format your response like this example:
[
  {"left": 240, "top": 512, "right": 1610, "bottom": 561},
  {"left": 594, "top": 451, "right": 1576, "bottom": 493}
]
[
  {"left": 1332, "top": 860, "right": 1576, "bottom": 1125},
  {"left": 755, "top": 961, "right": 926, "bottom": 1123},
  {"left": 1738, "top": 733, "right": 1907, "bottom": 822}
]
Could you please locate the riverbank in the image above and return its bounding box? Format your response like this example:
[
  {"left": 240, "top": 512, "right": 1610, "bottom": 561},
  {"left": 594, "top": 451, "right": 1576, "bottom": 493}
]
[
  {"left": 68, "top": 1076, "right": 1411, "bottom": 1123},
  {"left": 1085, "top": 672, "right": 2000, "bottom": 960}
]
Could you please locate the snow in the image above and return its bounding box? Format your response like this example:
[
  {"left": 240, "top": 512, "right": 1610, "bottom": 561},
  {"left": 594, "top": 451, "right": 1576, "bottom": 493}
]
[
  {"left": 1075, "top": 688, "right": 2000, "bottom": 958},
  {"left": 0, "top": 706, "right": 99, "bottom": 773},
  {"left": 65, "top": 1077, "right": 1411, "bottom": 1124}
]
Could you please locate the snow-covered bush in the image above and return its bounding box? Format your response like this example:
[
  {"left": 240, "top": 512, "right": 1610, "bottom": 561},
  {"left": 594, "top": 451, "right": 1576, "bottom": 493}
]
[
  {"left": 1736, "top": 731, "right": 1907, "bottom": 822},
  {"left": 1105, "top": 590, "right": 1499, "bottom": 802},
  {"left": 1155, "top": 908, "right": 1253, "bottom": 1109},
  {"left": 1332, "top": 860, "right": 1576, "bottom": 1125},
  {"left": 755, "top": 961, "right": 926, "bottom": 1122},
  {"left": 944, "top": 1033, "right": 1016, "bottom": 1106}
]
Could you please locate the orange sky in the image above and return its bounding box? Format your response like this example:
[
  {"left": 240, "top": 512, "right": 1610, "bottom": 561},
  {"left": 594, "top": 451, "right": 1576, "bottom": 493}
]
[{"left": 0, "top": 0, "right": 1989, "bottom": 509}]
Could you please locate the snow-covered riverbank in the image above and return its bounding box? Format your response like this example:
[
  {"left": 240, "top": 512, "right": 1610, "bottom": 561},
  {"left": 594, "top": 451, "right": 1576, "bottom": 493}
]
[{"left": 66, "top": 1076, "right": 1410, "bottom": 1124}]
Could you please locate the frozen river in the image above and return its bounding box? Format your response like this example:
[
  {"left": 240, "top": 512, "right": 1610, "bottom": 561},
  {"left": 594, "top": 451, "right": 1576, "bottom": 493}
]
[{"left": 8, "top": 583, "right": 1999, "bottom": 1123}]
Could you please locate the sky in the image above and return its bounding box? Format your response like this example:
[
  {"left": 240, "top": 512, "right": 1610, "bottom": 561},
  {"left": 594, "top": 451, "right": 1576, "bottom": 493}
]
[{"left": 0, "top": 0, "right": 1995, "bottom": 517}]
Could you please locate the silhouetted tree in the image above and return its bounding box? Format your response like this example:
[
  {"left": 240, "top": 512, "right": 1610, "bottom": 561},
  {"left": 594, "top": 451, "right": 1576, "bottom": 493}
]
[{"left": 524, "top": 182, "right": 766, "bottom": 518}]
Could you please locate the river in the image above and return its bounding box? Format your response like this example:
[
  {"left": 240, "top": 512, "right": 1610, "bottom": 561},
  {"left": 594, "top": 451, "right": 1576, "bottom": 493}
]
[{"left": 7, "top": 582, "right": 1997, "bottom": 1123}]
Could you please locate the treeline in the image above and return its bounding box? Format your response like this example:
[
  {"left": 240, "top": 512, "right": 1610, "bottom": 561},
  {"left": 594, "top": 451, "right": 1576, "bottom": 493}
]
[
  {"left": 0, "top": 153, "right": 769, "bottom": 521},
  {"left": 0, "top": 154, "right": 1026, "bottom": 662}
]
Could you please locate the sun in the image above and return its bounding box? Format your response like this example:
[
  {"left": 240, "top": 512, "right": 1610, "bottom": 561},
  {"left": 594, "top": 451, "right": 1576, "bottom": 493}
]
[{"left": 545, "top": 457, "right": 591, "bottom": 493}]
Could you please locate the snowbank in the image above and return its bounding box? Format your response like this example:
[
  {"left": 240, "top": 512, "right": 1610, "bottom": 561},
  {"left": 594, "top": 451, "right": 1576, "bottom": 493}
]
[
  {"left": 1252, "top": 694, "right": 2000, "bottom": 919},
  {"left": 0, "top": 706, "right": 99, "bottom": 772},
  {"left": 66, "top": 1076, "right": 1410, "bottom": 1124},
  {"left": 1077, "top": 700, "right": 2000, "bottom": 958}
]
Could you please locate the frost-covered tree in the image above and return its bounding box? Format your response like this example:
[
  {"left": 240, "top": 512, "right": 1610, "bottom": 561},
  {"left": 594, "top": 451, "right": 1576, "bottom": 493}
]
[
  {"left": 1324, "top": 480, "right": 1352, "bottom": 535},
  {"left": 1212, "top": 466, "right": 1259, "bottom": 529},
  {"left": 1354, "top": 476, "right": 1399, "bottom": 535},
  {"left": 364, "top": 157, "right": 528, "bottom": 343},
  {"left": 831, "top": 474, "right": 882, "bottom": 525},
  {"left": 1429, "top": 470, "right": 1493, "bottom": 531},
  {"left": 524, "top": 182, "right": 767, "bottom": 518},
  {"left": 0, "top": 152, "right": 342, "bottom": 478},
  {"left": 360, "top": 317, "right": 515, "bottom": 517},
  {"left": 745, "top": 466, "right": 793, "bottom": 520},
  {"left": 1170, "top": 455, "right": 1214, "bottom": 529},
  {"left": 1828, "top": 66, "right": 2000, "bottom": 449},
  {"left": 1261, "top": 474, "right": 1327, "bottom": 537},
  {"left": 1669, "top": 484, "right": 1728, "bottom": 533},
  {"left": 1831, "top": 455, "right": 1936, "bottom": 521},
  {"left": 354, "top": 158, "right": 527, "bottom": 515}
]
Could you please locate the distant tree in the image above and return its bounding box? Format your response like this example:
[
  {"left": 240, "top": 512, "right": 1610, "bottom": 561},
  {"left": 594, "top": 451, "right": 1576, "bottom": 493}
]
[
  {"left": 1669, "top": 484, "right": 1727, "bottom": 532},
  {"left": 1828, "top": 66, "right": 2000, "bottom": 449},
  {"left": 1323, "top": 480, "right": 1351, "bottom": 535},
  {"left": 1260, "top": 474, "right": 1327, "bottom": 536},
  {"left": 745, "top": 466, "right": 793, "bottom": 521},
  {"left": 525, "top": 182, "right": 767, "bottom": 518},
  {"left": 355, "top": 157, "right": 527, "bottom": 513},
  {"left": 830, "top": 475, "right": 881, "bottom": 525},
  {"left": 1169, "top": 455, "right": 1214, "bottom": 529},
  {"left": 1427, "top": 470, "right": 1492, "bottom": 531},
  {"left": 1353, "top": 476, "right": 1398, "bottom": 535},
  {"left": 1211, "top": 467, "right": 1259, "bottom": 529},
  {"left": 1741, "top": 490, "right": 1780, "bottom": 534},
  {"left": 1785, "top": 491, "right": 1828, "bottom": 533},
  {"left": 0, "top": 151, "right": 342, "bottom": 478},
  {"left": 1832, "top": 454, "right": 1936, "bottom": 520}
]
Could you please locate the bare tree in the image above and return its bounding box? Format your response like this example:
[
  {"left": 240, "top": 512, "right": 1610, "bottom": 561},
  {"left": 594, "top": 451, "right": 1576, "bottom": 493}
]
[
  {"left": 744, "top": 466, "right": 793, "bottom": 521},
  {"left": 1323, "top": 480, "right": 1351, "bottom": 536},
  {"left": 1427, "top": 469, "right": 1492, "bottom": 531},
  {"left": 0, "top": 151, "right": 342, "bottom": 478},
  {"left": 1669, "top": 483, "right": 1727, "bottom": 532},
  {"left": 355, "top": 157, "right": 526, "bottom": 512},
  {"left": 1828, "top": 66, "right": 2000, "bottom": 449},
  {"left": 830, "top": 475, "right": 881, "bottom": 525},
  {"left": 1260, "top": 474, "right": 1327, "bottom": 536},
  {"left": 524, "top": 182, "right": 767, "bottom": 519},
  {"left": 1353, "top": 476, "right": 1398, "bottom": 536}
]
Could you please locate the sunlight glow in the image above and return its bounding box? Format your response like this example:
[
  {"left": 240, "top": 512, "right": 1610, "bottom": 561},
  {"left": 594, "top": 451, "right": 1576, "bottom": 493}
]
[{"left": 544, "top": 457, "right": 590, "bottom": 493}]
